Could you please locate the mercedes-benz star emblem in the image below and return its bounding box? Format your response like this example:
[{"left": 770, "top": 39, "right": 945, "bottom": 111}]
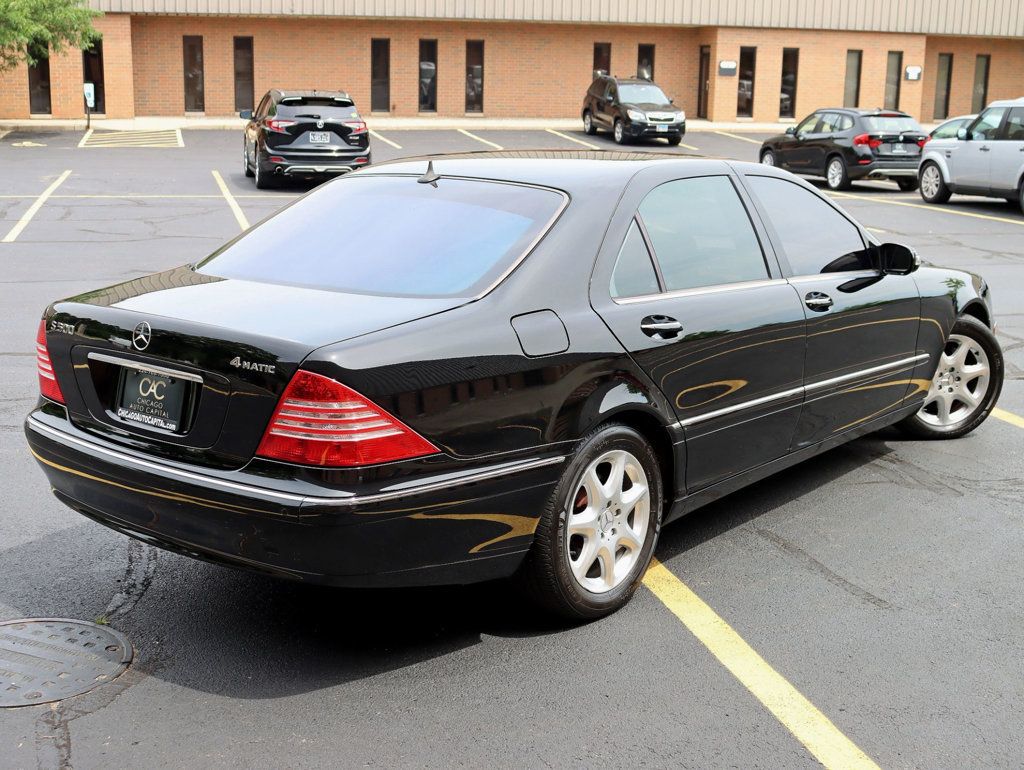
[{"left": 132, "top": 322, "right": 152, "bottom": 351}]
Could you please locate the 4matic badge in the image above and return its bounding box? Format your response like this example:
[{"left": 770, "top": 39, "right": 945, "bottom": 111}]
[{"left": 229, "top": 357, "right": 276, "bottom": 374}]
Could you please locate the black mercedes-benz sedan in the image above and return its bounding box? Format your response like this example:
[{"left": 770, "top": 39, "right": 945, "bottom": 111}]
[
  {"left": 241, "top": 89, "right": 371, "bottom": 188},
  {"left": 759, "top": 109, "right": 928, "bottom": 191},
  {"left": 26, "top": 153, "right": 1002, "bottom": 619}
]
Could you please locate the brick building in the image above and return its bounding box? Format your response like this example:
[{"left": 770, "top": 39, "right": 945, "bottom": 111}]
[{"left": 2, "top": 0, "right": 1022, "bottom": 124}]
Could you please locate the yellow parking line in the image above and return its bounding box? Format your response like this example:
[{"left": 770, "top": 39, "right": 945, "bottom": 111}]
[
  {"left": 211, "top": 170, "right": 249, "bottom": 231},
  {"left": 830, "top": 191, "right": 1024, "bottom": 226},
  {"left": 77, "top": 129, "right": 94, "bottom": 148},
  {"left": 992, "top": 407, "right": 1024, "bottom": 430},
  {"left": 714, "top": 130, "right": 763, "bottom": 145},
  {"left": 643, "top": 558, "right": 880, "bottom": 770},
  {"left": 545, "top": 128, "right": 601, "bottom": 150},
  {"left": 2, "top": 169, "right": 71, "bottom": 243},
  {"left": 370, "top": 129, "right": 402, "bottom": 149},
  {"left": 678, "top": 140, "right": 701, "bottom": 151},
  {"left": 457, "top": 128, "right": 503, "bottom": 150}
]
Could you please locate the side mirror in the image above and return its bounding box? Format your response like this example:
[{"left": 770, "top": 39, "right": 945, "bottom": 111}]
[
  {"left": 878, "top": 242, "right": 919, "bottom": 275},
  {"left": 956, "top": 127, "right": 969, "bottom": 140},
  {"left": 785, "top": 126, "right": 796, "bottom": 135},
  {"left": 239, "top": 110, "right": 253, "bottom": 120}
]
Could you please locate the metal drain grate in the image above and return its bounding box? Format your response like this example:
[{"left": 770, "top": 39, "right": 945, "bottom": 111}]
[{"left": 0, "top": 619, "right": 132, "bottom": 708}]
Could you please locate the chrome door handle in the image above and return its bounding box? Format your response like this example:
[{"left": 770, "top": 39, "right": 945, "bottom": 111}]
[
  {"left": 805, "top": 292, "right": 834, "bottom": 311},
  {"left": 640, "top": 315, "right": 683, "bottom": 340}
]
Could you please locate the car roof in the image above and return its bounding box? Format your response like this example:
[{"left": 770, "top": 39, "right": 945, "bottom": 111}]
[
  {"left": 357, "top": 151, "right": 774, "bottom": 194},
  {"left": 988, "top": 96, "right": 1024, "bottom": 107},
  {"left": 809, "top": 108, "right": 914, "bottom": 117}
]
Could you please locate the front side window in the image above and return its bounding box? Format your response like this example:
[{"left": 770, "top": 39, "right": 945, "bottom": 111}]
[
  {"left": 638, "top": 176, "right": 768, "bottom": 292},
  {"left": 932, "top": 118, "right": 966, "bottom": 140},
  {"left": 970, "top": 107, "right": 1006, "bottom": 141},
  {"left": 610, "top": 220, "right": 660, "bottom": 299},
  {"left": 198, "top": 176, "right": 565, "bottom": 298},
  {"left": 796, "top": 112, "right": 819, "bottom": 133},
  {"left": 746, "top": 176, "right": 869, "bottom": 275}
]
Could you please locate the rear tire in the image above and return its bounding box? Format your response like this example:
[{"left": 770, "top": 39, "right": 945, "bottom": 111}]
[
  {"left": 517, "top": 424, "right": 663, "bottom": 620},
  {"left": 583, "top": 111, "right": 597, "bottom": 135},
  {"left": 1019, "top": 179, "right": 1024, "bottom": 216},
  {"left": 254, "top": 156, "right": 276, "bottom": 190},
  {"left": 825, "top": 156, "right": 851, "bottom": 190},
  {"left": 896, "top": 177, "right": 918, "bottom": 191},
  {"left": 896, "top": 315, "right": 1003, "bottom": 440},
  {"left": 919, "top": 162, "right": 951, "bottom": 203}
]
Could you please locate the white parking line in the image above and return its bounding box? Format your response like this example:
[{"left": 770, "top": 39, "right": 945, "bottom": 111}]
[
  {"left": 77, "top": 129, "right": 94, "bottom": 148},
  {"left": 176, "top": 128, "right": 184, "bottom": 148},
  {"left": 830, "top": 191, "right": 1024, "bottom": 227},
  {"left": 457, "top": 129, "right": 503, "bottom": 150},
  {"left": 714, "top": 130, "right": 763, "bottom": 145},
  {"left": 545, "top": 129, "right": 601, "bottom": 150},
  {"left": 1, "top": 169, "right": 71, "bottom": 243},
  {"left": 370, "top": 129, "right": 402, "bottom": 149},
  {"left": 211, "top": 170, "right": 249, "bottom": 231}
]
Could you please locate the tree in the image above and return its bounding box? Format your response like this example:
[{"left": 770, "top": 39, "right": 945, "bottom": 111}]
[{"left": 0, "top": 0, "right": 99, "bottom": 71}]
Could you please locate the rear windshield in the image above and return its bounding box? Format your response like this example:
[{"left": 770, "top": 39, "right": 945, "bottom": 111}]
[
  {"left": 617, "top": 84, "right": 670, "bottom": 104},
  {"left": 197, "top": 175, "right": 566, "bottom": 298},
  {"left": 277, "top": 98, "right": 356, "bottom": 119},
  {"left": 862, "top": 116, "right": 923, "bottom": 133}
]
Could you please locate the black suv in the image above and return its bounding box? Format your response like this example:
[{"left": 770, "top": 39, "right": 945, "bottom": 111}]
[
  {"left": 759, "top": 109, "right": 927, "bottom": 191},
  {"left": 241, "top": 90, "right": 371, "bottom": 188},
  {"left": 581, "top": 75, "right": 686, "bottom": 145}
]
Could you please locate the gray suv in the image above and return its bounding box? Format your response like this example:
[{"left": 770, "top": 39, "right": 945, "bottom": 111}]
[{"left": 919, "top": 97, "right": 1024, "bottom": 213}]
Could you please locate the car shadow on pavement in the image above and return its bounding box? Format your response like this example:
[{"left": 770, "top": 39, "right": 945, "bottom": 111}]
[{"left": 1, "top": 432, "right": 906, "bottom": 699}]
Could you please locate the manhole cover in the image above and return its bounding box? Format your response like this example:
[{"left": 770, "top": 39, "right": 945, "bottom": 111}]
[{"left": 0, "top": 619, "right": 132, "bottom": 708}]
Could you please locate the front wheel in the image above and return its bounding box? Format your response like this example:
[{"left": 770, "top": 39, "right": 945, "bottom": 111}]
[
  {"left": 826, "top": 156, "right": 851, "bottom": 190},
  {"left": 896, "top": 177, "right": 918, "bottom": 191},
  {"left": 613, "top": 120, "right": 629, "bottom": 145},
  {"left": 896, "top": 315, "right": 1003, "bottom": 440},
  {"left": 517, "top": 424, "right": 663, "bottom": 620},
  {"left": 583, "top": 111, "right": 597, "bottom": 135},
  {"left": 919, "top": 162, "right": 951, "bottom": 203},
  {"left": 666, "top": 135, "right": 682, "bottom": 146},
  {"left": 760, "top": 149, "right": 776, "bottom": 166}
]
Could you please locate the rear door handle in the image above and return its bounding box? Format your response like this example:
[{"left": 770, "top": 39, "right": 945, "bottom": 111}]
[
  {"left": 804, "top": 292, "right": 834, "bottom": 311},
  {"left": 640, "top": 315, "right": 683, "bottom": 340}
]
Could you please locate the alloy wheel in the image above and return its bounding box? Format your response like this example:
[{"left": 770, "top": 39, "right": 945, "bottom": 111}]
[
  {"left": 921, "top": 165, "right": 941, "bottom": 199},
  {"left": 564, "top": 449, "right": 651, "bottom": 594},
  {"left": 827, "top": 159, "right": 844, "bottom": 189},
  {"left": 761, "top": 150, "right": 775, "bottom": 166},
  {"left": 918, "top": 333, "right": 991, "bottom": 427},
  {"left": 614, "top": 121, "right": 624, "bottom": 143},
  {"left": 584, "top": 113, "right": 592, "bottom": 133}
]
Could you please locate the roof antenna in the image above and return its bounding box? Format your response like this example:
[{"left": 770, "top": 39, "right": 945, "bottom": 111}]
[{"left": 417, "top": 159, "right": 440, "bottom": 187}]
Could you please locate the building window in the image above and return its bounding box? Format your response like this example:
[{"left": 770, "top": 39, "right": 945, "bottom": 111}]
[
  {"left": 233, "top": 37, "right": 254, "bottom": 112},
  {"left": 465, "top": 40, "right": 484, "bottom": 113},
  {"left": 82, "top": 39, "right": 105, "bottom": 114},
  {"left": 419, "top": 39, "right": 437, "bottom": 112},
  {"left": 183, "top": 36, "right": 205, "bottom": 112},
  {"left": 884, "top": 51, "right": 902, "bottom": 111},
  {"left": 27, "top": 43, "right": 51, "bottom": 115},
  {"left": 371, "top": 38, "right": 390, "bottom": 112},
  {"left": 780, "top": 48, "right": 798, "bottom": 118},
  {"left": 933, "top": 53, "right": 953, "bottom": 119},
  {"left": 972, "top": 54, "right": 990, "bottom": 113},
  {"left": 593, "top": 42, "right": 610, "bottom": 76},
  {"left": 638, "top": 44, "right": 655, "bottom": 80},
  {"left": 737, "top": 47, "right": 756, "bottom": 118},
  {"left": 843, "top": 50, "right": 862, "bottom": 108}
]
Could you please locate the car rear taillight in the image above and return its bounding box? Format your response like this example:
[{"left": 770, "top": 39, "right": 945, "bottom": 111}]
[
  {"left": 853, "top": 133, "right": 882, "bottom": 149},
  {"left": 36, "top": 320, "right": 64, "bottom": 404},
  {"left": 265, "top": 119, "right": 297, "bottom": 133},
  {"left": 256, "top": 370, "right": 439, "bottom": 467},
  {"left": 918, "top": 137, "right": 929, "bottom": 147},
  {"left": 343, "top": 120, "right": 368, "bottom": 135}
]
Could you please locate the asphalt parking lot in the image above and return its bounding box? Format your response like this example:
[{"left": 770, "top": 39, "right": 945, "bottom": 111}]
[{"left": 2, "top": 125, "right": 1023, "bottom": 769}]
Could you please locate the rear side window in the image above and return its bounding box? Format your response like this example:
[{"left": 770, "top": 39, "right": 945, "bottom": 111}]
[
  {"left": 198, "top": 176, "right": 565, "bottom": 298},
  {"left": 638, "top": 176, "right": 768, "bottom": 292},
  {"left": 746, "top": 176, "right": 870, "bottom": 274},
  {"left": 862, "top": 116, "right": 923, "bottom": 133},
  {"left": 1002, "top": 107, "right": 1024, "bottom": 141},
  {"left": 610, "top": 220, "right": 660, "bottom": 298}
]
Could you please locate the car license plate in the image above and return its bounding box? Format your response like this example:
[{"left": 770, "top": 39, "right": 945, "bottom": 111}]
[
  {"left": 116, "top": 368, "right": 187, "bottom": 432},
  {"left": 309, "top": 131, "right": 331, "bottom": 144},
  {"left": 656, "top": 124, "right": 668, "bottom": 133}
]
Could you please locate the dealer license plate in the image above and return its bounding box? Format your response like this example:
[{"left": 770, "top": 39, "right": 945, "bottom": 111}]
[{"left": 116, "top": 368, "right": 187, "bottom": 432}]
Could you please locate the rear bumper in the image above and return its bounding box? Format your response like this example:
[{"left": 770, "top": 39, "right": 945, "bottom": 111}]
[
  {"left": 26, "top": 408, "right": 565, "bottom": 587},
  {"left": 260, "top": 146, "right": 371, "bottom": 176},
  {"left": 848, "top": 158, "right": 919, "bottom": 180}
]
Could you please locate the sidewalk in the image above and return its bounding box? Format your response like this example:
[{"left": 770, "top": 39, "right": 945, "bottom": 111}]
[{"left": 0, "top": 115, "right": 814, "bottom": 133}]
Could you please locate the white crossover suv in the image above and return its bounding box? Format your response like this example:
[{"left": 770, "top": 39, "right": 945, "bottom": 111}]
[{"left": 918, "top": 97, "right": 1024, "bottom": 214}]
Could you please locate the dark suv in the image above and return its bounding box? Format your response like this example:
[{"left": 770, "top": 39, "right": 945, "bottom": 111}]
[
  {"left": 759, "top": 108, "right": 927, "bottom": 191},
  {"left": 581, "top": 75, "right": 686, "bottom": 145},
  {"left": 241, "top": 90, "right": 371, "bottom": 188}
]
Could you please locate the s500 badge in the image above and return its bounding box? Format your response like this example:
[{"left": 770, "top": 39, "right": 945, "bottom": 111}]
[{"left": 229, "top": 357, "right": 276, "bottom": 374}]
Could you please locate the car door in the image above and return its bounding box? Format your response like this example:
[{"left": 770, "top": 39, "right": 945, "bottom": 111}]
[
  {"left": 595, "top": 81, "right": 617, "bottom": 128},
  {"left": 743, "top": 174, "right": 923, "bottom": 446},
  {"left": 989, "top": 106, "right": 1024, "bottom": 194},
  {"left": 951, "top": 106, "right": 1007, "bottom": 189},
  {"left": 591, "top": 168, "right": 808, "bottom": 492},
  {"left": 784, "top": 112, "right": 824, "bottom": 170}
]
